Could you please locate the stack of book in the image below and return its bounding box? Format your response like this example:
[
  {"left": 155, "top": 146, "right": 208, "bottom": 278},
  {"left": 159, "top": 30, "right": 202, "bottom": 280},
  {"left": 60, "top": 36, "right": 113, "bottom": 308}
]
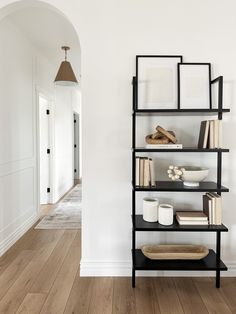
[
  {"left": 176, "top": 211, "right": 208, "bottom": 225},
  {"left": 198, "top": 120, "right": 222, "bottom": 149},
  {"left": 135, "top": 157, "right": 155, "bottom": 187},
  {"left": 202, "top": 193, "right": 222, "bottom": 225}
]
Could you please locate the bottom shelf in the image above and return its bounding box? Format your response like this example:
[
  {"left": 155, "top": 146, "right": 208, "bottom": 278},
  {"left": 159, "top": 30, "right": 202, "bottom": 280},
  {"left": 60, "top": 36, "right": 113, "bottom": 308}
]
[{"left": 134, "top": 249, "right": 227, "bottom": 271}]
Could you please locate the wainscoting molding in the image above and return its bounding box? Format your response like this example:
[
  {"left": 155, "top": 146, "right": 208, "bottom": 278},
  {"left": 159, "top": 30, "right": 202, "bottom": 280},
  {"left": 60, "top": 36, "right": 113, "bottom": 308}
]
[{"left": 0, "top": 212, "right": 38, "bottom": 256}]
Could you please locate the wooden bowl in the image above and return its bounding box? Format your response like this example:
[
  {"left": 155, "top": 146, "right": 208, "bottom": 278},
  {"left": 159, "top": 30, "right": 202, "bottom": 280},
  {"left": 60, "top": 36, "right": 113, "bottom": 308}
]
[{"left": 141, "top": 244, "right": 209, "bottom": 260}]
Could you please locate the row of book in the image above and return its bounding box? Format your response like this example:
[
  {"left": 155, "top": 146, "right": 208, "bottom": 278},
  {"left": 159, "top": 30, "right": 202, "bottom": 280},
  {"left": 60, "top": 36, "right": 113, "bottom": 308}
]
[
  {"left": 203, "top": 192, "right": 222, "bottom": 225},
  {"left": 176, "top": 211, "right": 208, "bottom": 225},
  {"left": 198, "top": 119, "right": 222, "bottom": 149},
  {"left": 135, "top": 157, "right": 155, "bottom": 186},
  {"left": 176, "top": 193, "right": 222, "bottom": 226}
]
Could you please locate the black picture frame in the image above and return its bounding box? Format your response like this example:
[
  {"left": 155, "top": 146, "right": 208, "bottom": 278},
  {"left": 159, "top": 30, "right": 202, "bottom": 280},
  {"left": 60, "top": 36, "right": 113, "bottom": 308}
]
[
  {"left": 178, "top": 63, "right": 212, "bottom": 110},
  {"left": 136, "top": 55, "right": 183, "bottom": 110}
]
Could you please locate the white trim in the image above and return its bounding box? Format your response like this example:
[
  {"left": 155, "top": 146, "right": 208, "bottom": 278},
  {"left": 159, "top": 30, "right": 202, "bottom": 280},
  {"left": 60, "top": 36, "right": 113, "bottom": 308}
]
[
  {"left": 80, "top": 260, "right": 236, "bottom": 277},
  {"left": 0, "top": 213, "right": 39, "bottom": 257}
]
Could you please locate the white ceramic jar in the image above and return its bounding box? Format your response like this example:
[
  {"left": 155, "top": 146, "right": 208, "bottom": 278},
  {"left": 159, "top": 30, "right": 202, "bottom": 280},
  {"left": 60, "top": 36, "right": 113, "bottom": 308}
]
[
  {"left": 143, "top": 198, "right": 159, "bottom": 222},
  {"left": 158, "top": 204, "right": 173, "bottom": 226}
]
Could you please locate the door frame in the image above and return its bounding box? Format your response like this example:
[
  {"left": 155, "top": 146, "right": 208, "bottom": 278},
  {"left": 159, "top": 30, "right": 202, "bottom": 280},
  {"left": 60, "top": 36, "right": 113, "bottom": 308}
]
[{"left": 36, "top": 86, "right": 54, "bottom": 211}]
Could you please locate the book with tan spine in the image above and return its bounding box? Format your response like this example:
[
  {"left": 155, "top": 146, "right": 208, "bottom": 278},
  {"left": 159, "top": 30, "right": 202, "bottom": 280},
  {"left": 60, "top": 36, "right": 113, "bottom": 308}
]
[
  {"left": 143, "top": 158, "right": 150, "bottom": 186},
  {"left": 139, "top": 158, "right": 144, "bottom": 186}
]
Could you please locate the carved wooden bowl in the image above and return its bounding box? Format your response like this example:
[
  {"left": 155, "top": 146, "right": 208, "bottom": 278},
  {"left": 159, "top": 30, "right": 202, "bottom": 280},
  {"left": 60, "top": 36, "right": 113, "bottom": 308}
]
[{"left": 141, "top": 244, "right": 209, "bottom": 260}]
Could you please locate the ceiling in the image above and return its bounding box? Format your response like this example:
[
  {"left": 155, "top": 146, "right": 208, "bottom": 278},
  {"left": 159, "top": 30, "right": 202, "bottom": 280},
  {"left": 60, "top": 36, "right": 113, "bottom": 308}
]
[{"left": 8, "top": 7, "right": 81, "bottom": 76}]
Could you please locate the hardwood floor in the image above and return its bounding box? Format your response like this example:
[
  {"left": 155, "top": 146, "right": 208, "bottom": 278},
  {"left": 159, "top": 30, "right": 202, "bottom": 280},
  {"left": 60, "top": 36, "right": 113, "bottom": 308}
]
[{"left": 0, "top": 227, "right": 235, "bottom": 313}]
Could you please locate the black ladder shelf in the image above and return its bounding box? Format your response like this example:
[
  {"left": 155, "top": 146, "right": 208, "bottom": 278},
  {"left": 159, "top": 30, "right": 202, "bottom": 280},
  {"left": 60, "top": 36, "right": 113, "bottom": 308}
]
[{"left": 131, "top": 76, "right": 229, "bottom": 289}]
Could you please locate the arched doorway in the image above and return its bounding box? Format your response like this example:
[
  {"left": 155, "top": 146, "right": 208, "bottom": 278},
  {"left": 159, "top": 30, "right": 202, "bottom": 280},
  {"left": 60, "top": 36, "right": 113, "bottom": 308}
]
[{"left": 0, "top": 0, "right": 82, "bottom": 255}]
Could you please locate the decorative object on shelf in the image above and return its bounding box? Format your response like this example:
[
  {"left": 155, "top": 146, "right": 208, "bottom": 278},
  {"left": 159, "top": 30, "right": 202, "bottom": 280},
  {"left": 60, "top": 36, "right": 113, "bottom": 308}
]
[
  {"left": 158, "top": 204, "right": 173, "bottom": 225},
  {"left": 167, "top": 165, "right": 209, "bottom": 187},
  {"left": 143, "top": 198, "right": 159, "bottom": 222},
  {"left": 176, "top": 211, "right": 208, "bottom": 225},
  {"left": 178, "top": 63, "right": 212, "bottom": 109},
  {"left": 203, "top": 193, "right": 222, "bottom": 225},
  {"left": 141, "top": 244, "right": 209, "bottom": 260},
  {"left": 198, "top": 119, "right": 222, "bottom": 149},
  {"left": 145, "top": 125, "right": 183, "bottom": 149},
  {"left": 54, "top": 46, "right": 78, "bottom": 86},
  {"left": 136, "top": 55, "right": 183, "bottom": 110}
]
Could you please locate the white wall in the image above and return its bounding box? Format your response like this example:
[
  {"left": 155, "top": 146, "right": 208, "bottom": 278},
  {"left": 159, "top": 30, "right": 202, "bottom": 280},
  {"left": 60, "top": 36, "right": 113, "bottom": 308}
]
[
  {"left": 0, "top": 12, "right": 80, "bottom": 255},
  {"left": 0, "top": 18, "right": 38, "bottom": 255},
  {"left": 1, "top": 0, "right": 236, "bottom": 275}
]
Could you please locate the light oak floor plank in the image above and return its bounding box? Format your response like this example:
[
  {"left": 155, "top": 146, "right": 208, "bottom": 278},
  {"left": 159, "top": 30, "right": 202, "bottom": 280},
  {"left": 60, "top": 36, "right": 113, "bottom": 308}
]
[
  {"left": 193, "top": 277, "right": 232, "bottom": 314},
  {"left": 40, "top": 231, "right": 80, "bottom": 314},
  {"left": 0, "top": 227, "right": 37, "bottom": 275},
  {"left": 153, "top": 277, "right": 184, "bottom": 314},
  {"left": 214, "top": 278, "right": 236, "bottom": 313},
  {"left": 0, "top": 250, "right": 34, "bottom": 300},
  {"left": 30, "top": 230, "right": 77, "bottom": 293},
  {"left": 174, "top": 277, "right": 208, "bottom": 314},
  {"left": 16, "top": 293, "right": 47, "bottom": 314},
  {"left": 134, "top": 277, "right": 159, "bottom": 314},
  {"left": 88, "top": 277, "right": 114, "bottom": 314},
  {"left": 112, "top": 277, "right": 136, "bottom": 314},
  {"left": 64, "top": 275, "right": 93, "bottom": 314},
  {"left": 0, "top": 229, "right": 64, "bottom": 313}
]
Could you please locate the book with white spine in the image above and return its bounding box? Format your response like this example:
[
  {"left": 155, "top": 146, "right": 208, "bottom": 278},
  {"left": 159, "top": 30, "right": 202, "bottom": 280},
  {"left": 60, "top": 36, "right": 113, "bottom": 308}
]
[
  {"left": 149, "top": 158, "right": 155, "bottom": 186},
  {"left": 145, "top": 144, "right": 183, "bottom": 149}
]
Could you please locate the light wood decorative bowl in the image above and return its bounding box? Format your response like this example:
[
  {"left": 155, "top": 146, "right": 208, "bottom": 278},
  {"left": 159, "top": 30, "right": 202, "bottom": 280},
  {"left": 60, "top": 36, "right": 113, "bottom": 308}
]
[{"left": 141, "top": 244, "right": 209, "bottom": 260}]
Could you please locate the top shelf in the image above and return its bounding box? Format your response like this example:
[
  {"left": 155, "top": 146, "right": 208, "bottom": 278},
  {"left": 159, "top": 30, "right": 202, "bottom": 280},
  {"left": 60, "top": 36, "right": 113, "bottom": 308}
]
[{"left": 134, "top": 109, "right": 230, "bottom": 116}]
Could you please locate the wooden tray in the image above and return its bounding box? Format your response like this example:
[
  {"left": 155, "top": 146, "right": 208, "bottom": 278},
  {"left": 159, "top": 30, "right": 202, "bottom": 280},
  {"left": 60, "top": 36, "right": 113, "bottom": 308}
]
[{"left": 141, "top": 244, "right": 209, "bottom": 260}]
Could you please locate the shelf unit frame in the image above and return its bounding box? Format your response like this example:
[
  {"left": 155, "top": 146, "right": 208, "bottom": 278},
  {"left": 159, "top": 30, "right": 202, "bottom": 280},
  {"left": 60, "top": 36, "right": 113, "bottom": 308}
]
[{"left": 131, "top": 75, "right": 230, "bottom": 289}]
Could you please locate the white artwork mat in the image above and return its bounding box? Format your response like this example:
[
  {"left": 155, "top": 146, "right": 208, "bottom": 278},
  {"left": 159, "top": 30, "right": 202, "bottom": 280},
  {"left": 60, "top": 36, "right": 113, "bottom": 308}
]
[
  {"left": 138, "top": 57, "right": 181, "bottom": 109},
  {"left": 179, "top": 64, "right": 210, "bottom": 109}
]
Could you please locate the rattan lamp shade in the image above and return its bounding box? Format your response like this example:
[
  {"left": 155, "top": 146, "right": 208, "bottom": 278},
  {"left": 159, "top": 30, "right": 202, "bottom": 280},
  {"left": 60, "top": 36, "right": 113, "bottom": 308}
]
[{"left": 54, "top": 46, "right": 78, "bottom": 86}]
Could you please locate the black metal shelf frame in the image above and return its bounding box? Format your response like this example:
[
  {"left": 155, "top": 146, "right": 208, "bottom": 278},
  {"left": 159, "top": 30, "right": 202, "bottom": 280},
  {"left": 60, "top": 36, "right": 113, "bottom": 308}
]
[{"left": 131, "top": 75, "right": 229, "bottom": 289}]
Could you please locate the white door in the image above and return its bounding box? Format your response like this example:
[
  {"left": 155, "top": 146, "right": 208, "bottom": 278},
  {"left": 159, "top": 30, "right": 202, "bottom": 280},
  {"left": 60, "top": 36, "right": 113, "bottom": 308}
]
[{"left": 39, "top": 95, "right": 51, "bottom": 204}]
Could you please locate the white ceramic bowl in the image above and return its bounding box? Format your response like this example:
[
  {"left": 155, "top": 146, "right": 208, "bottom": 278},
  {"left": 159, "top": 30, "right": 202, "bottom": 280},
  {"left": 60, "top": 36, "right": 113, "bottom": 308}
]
[{"left": 180, "top": 166, "right": 209, "bottom": 187}]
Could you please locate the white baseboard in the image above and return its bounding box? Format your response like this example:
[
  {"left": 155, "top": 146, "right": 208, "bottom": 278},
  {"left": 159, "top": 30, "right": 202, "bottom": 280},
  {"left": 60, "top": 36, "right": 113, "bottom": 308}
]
[
  {"left": 80, "top": 260, "right": 236, "bottom": 277},
  {"left": 0, "top": 213, "right": 39, "bottom": 257}
]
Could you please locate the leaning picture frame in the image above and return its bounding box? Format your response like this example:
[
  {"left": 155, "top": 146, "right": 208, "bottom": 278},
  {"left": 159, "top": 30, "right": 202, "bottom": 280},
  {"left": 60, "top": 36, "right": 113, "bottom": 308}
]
[
  {"left": 178, "top": 63, "right": 212, "bottom": 109},
  {"left": 136, "top": 55, "right": 183, "bottom": 110}
]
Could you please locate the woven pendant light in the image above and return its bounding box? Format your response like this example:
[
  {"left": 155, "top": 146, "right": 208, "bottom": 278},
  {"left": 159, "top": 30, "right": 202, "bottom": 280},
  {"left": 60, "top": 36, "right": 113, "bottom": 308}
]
[{"left": 54, "top": 46, "right": 78, "bottom": 86}]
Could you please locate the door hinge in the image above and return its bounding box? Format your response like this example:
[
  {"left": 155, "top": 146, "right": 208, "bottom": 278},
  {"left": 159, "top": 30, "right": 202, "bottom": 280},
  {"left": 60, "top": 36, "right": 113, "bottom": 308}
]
[
  {"left": 46, "top": 109, "right": 50, "bottom": 115},
  {"left": 47, "top": 148, "right": 50, "bottom": 154},
  {"left": 74, "top": 119, "right": 76, "bottom": 123},
  {"left": 47, "top": 187, "right": 50, "bottom": 193},
  {"left": 74, "top": 169, "right": 77, "bottom": 173},
  {"left": 74, "top": 144, "right": 77, "bottom": 148}
]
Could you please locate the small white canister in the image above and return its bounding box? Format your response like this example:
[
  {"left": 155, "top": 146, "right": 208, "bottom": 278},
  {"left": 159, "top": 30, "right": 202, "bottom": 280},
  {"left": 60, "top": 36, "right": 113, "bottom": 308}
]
[
  {"left": 143, "top": 198, "right": 159, "bottom": 222},
  {"left": 158, "top": 204, "right": 174, "bottom": 226}
]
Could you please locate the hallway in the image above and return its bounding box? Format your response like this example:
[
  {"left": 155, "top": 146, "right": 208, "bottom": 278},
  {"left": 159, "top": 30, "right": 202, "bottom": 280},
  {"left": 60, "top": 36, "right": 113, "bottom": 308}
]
[{"left": 0, "top": 226, "right": 236, "bottom": 313}]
